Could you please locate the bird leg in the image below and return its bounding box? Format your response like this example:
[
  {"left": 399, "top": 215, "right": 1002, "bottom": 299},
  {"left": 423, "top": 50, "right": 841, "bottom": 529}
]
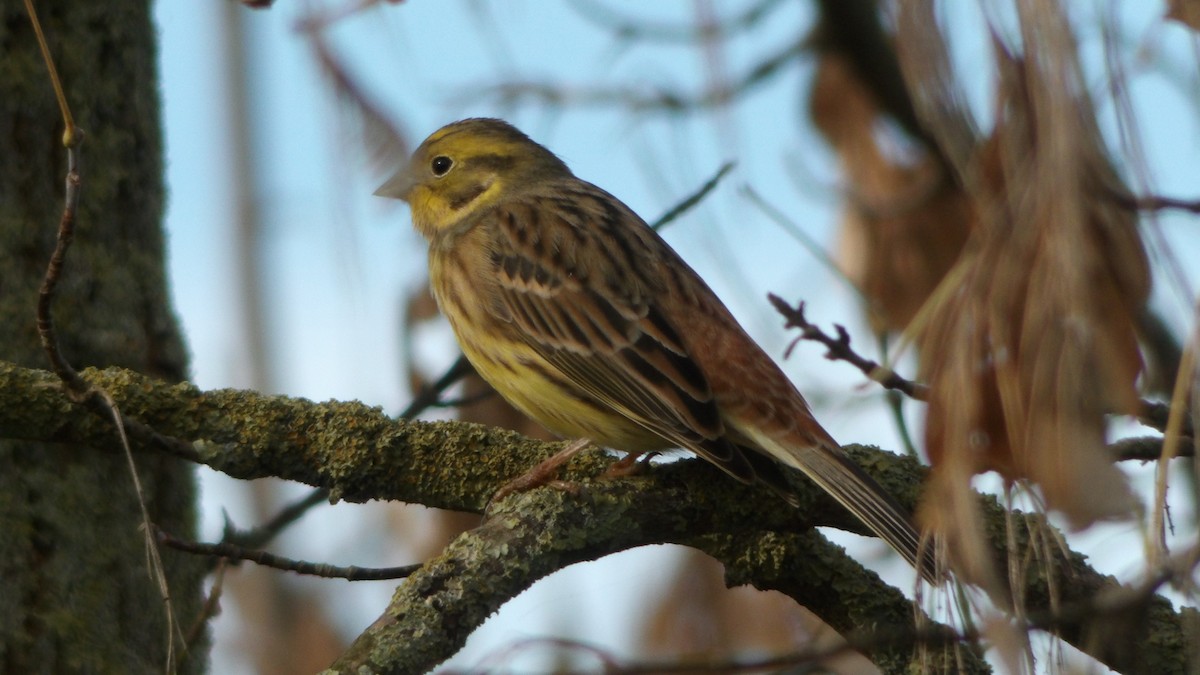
[{"left": 491, "top": 437, "right": 594, "bottom": 503}]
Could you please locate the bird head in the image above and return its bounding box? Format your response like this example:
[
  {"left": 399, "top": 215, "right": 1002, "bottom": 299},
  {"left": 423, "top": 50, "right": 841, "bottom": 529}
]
[{"left": 376, "top": 118, "right": 570, "bottom": 244}]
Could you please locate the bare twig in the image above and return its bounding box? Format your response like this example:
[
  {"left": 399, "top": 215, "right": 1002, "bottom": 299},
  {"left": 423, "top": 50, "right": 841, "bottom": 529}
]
[
  {"left": 1140, "top": 398, "right": 1196, "bottom": 437},
  {"left": 431, "top": 390, "right": 497, "bottom": 410},
  {"left": 297, "top": 2, "right": 409, "bottom": 173},
  {"left": 650, "top": 161, "right": 734, "bottom": 231},
  {"left": 768, "top": 294, "right": 930, "bottom": 401},
  {"left": 33, "top": 112, "right": 85, "bottom": 391},
  {"left": 1112, "top": 435, "right": 1195, "bottom": 461},
  {"left": 740, "top": 184, "right": 869, "bottom": 306},
  {"left": 219, "top": 489, "right": 331, "bottom": 554},
  {"left": 399, "top": 354, "right": 476, "bottom": 419},
  {"left": 1110, "top": 190, "right": 1200, "bottom": 215},
  {"left": 156, "top": 526, "right": 422, "bottom": 581},
  {"left": 478, "top": 36, "right": 805, "bottom": 113},
  {"left": 1151, "top": 342, "right": 1197, "bottom": 564},
  {"left": 183, "top": 559, "right": 227, "bottom": 653},
  {"left": 566, "top": 0, "right": 788, "bottom": 44}
]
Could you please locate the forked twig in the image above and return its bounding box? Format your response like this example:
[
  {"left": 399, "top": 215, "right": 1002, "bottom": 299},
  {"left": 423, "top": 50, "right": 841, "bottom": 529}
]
[{"left": 768, "top": 294, "right": 930, "bottom": 401}]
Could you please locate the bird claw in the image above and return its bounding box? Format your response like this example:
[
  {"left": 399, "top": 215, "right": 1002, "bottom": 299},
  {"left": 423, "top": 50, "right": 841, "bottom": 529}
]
[
  {"left": 488, "top": 438, "right": 593, "bottom": 508},
  {"left": 602, "top": 451, "right": 660, "bottom": 478},
  {"left": 484, "top": 442, "right": 657, "bottom": 520}
]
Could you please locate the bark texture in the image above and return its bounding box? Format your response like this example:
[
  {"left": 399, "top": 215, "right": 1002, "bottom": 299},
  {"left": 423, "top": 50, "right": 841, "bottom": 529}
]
[{"left": 0, "top": 3, "right": 205, "bottom": 672}]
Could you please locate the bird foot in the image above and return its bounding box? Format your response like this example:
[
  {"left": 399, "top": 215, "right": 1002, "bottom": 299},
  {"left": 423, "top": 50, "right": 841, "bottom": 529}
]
[
  {"left": 491, "top": 438, "right": 593, "bottom": 504},
  {"left": 602, "top": 451, "right": 660, "bottom": 478}
]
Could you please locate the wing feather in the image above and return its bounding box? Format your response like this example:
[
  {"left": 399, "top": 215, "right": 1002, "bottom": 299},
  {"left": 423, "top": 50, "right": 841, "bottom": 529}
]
[{"left": 482, "top": 183, "right": 752, "bottom": 474}]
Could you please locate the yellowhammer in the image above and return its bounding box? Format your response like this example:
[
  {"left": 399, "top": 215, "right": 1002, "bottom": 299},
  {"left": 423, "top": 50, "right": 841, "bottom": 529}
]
[{"left": 378, "top": 118, "right": 930, "bottom": 578}]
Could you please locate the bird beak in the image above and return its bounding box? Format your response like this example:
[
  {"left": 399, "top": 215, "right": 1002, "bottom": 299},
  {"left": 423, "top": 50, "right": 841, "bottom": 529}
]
[{"left": 374, "top": 164, "right": 416, "bottom": 202}]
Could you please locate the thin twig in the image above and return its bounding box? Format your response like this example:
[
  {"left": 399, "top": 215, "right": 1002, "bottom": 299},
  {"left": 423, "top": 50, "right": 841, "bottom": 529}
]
[
  {"left": 478, "top": 36, "right": 805, "bottom": 113},
  {"left": 433, "top": 390, "right": 497, "bottom": 410},
  {"left": 878, "top": 334, "right": 921, "bottom": 458},
  {"left": 1110, "top": 190, "right": 1200, "bottom": 215},
  {"left": 219, "top": 488, "right": 331, "bottom": 553},
  {"left": 34, "top": 137, "right": 85, "bottom": 391},
  {"left": 298, "top": 2, "right": 409, "bottom": 173},
  {"left": 156, "top": 526, "right": 422, "bottom": 581},
  {"left": 650, "top": 161, "right": 735, "bottom": 231},
  {"left": 741, "top": 184, "right": 874, "bottom": 312},
  {"left": 566, "top": 0, "right": 788, "bottom": 44},
  {"left": 1111, "top": 435, "right": 1195, "bottom": 461},
  {"left": 183, "top": 559, "right": 227, "bottom": 653},
  {"left": 1151, "top": 342, "right": 1197, "bottom": 565},
  {"left": 399, "top": 354, "right": 475, "bottom": 419},
  {"left": 768, "top": 294, "right": 930, "bottom": 401},
  {"left": 23, "top": 0, "right": 77, "bottom": 146},
  {"left": 1139, "top": 398, "right": 1195, "bottom": 437}
]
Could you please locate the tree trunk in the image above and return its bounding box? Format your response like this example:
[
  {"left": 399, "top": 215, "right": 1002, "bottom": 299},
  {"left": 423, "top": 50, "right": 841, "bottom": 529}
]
[{"left": 0, "top": 2, "right": 206, "bottom": 672}]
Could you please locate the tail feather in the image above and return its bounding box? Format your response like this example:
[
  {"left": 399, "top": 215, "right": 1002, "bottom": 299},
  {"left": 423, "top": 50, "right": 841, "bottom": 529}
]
[{"left": 744, "top": 429, "right": 937, "bottom": 583}]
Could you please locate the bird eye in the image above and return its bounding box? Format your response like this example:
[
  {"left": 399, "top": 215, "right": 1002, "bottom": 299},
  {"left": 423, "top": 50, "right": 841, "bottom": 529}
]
[{"left": 431, "top": 155, "right": 454, "bottom": 177}]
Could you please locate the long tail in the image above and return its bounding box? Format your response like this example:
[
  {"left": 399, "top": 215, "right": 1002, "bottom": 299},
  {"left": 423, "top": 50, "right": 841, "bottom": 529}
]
[{"left": 743, "top": 428, "right": 937, "bottom": 583}]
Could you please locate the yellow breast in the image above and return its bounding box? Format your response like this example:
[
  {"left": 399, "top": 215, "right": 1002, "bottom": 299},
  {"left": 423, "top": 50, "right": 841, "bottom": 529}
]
[{"left": 427, "top": 243, "right": 669, "bottom": 453}]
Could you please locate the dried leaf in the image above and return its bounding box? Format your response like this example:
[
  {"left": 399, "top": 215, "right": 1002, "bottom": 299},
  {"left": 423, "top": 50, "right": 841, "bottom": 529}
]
[
  {"left": 1167, "top": 0, "right": 1200, "bottom": 31},
  {"left": 919, "top": 11, "right": 1148, "bottom": 540}
]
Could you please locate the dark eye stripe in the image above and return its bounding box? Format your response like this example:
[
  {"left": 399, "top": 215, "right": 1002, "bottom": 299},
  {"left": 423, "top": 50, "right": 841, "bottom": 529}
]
[
  {"left": 447, "top": 182, "right": 488, "bottom": 210},
  {"left": 470, "top": 154, "right": 516, "bottom": 172}
]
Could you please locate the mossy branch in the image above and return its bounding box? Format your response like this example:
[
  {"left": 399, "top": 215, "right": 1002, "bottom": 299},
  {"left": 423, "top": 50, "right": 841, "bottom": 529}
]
[{"left": 0, "top": 361, "right": 1193, "bottom": 673}]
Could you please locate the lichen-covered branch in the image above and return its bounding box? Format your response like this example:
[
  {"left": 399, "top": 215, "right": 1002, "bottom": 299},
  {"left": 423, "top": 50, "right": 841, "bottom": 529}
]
[
  {"left": 0, "top": 361, "right": 1194, "bottom": 673},
  {"left": 329, "top": 488, "right": 987, "bottom": 674},
  {"left": 694, "top": 530, "right": 988, "bottom": 673},
  {"left": 0, "top": 361, "right": 908, "bottom": 530}
]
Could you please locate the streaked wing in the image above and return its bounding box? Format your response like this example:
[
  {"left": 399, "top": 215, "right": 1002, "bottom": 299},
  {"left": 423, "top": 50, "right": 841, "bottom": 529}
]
[
  {"left": 478, "top": 179, "right": 933, "bottom": 579},
  {"left": 481, "top": 181, "right": 754, "bottom": 480}
]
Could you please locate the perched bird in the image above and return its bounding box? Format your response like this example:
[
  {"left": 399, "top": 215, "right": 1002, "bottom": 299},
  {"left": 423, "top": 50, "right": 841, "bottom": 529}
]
[{"left": 378, "top": 118, "right": 930, "bottom": 578}]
